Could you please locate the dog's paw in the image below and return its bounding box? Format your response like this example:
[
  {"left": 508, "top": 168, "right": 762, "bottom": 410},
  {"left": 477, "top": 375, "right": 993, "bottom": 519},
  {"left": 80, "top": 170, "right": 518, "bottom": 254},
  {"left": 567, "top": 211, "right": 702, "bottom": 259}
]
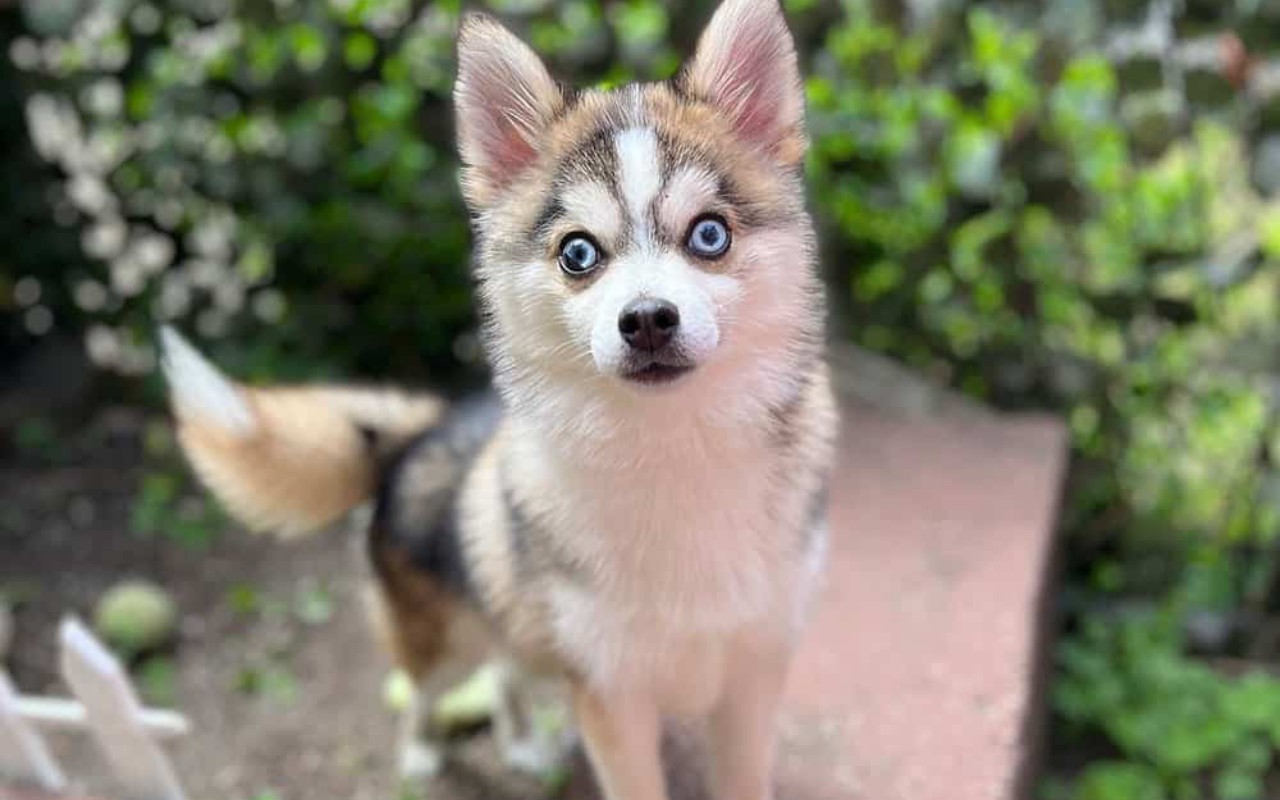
[{"left": 398, "top": 740, "right": 444, "bottom": 780}]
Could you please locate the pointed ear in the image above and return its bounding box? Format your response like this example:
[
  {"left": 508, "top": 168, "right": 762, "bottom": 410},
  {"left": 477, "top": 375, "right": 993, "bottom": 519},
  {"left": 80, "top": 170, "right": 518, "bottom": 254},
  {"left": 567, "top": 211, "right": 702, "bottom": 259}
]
[
  {"left": 454, "top": 13, "right": 564, "bottom": 205},
  {"left": 682, "top": 0, "right": 806, "bottom": 165}
]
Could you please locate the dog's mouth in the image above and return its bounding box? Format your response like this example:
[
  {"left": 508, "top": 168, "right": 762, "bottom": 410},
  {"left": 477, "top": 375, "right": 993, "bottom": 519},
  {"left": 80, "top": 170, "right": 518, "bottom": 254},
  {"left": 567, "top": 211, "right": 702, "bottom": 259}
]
[{"left": 621, "top": 359, "right": 695, "bottom": 386}]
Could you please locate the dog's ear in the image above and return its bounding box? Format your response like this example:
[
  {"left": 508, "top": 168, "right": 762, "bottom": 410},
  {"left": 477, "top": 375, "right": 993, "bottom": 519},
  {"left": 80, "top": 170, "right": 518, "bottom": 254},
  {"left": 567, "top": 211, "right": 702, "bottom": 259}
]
[
  {"left": 682, "top": 0, "right": 806, "bottom": 165},
  {"left": 455, "top": 13, "right": 564, "bottom": 206}
]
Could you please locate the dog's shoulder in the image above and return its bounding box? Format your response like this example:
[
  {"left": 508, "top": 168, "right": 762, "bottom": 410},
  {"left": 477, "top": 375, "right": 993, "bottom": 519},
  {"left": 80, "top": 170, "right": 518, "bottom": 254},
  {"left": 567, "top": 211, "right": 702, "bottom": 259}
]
[{"left": 370, "top": 391, "right": 504, "bottom": 599}]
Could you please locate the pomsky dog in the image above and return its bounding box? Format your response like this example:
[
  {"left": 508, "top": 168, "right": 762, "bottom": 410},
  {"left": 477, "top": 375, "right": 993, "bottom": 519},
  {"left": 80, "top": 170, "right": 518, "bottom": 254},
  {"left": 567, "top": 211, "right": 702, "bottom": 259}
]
[{"left": 159, "top": 0, "right": 837, "bottom": 796}]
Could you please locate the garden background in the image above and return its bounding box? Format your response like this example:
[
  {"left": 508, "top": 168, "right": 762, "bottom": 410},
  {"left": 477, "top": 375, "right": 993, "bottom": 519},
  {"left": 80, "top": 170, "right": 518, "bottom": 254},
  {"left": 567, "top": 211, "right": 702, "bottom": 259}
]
[{"left": 5, "top": 0, "right": 1280, "bottom": 798}]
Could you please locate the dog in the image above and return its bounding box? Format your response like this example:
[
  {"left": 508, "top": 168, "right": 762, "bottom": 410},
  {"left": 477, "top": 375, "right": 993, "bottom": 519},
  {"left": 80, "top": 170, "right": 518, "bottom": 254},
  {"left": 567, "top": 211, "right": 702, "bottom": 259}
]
[{"left": 159, "top": 0, "right": 837, "bottom": 796}]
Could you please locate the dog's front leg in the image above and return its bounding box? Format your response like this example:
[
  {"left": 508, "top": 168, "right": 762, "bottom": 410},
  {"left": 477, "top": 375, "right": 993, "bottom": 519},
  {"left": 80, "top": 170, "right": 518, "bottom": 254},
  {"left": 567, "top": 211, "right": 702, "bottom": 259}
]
[
  {"left": 573, "top": 684, "right": 668, "bottom": 800},
  {"left": 708, "top": 638, "right": 791, "bottom": 800}
]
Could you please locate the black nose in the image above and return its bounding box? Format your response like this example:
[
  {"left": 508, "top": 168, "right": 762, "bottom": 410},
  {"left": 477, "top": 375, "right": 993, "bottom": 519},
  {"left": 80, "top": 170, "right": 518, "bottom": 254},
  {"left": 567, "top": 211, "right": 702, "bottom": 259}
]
[{"left": 618, "top": 298, "right": 681, "bottom": 352}]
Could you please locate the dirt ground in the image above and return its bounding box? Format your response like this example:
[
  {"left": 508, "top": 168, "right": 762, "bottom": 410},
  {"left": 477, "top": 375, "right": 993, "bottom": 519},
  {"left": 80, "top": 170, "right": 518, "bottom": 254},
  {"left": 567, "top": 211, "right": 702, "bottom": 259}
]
[{"left": 0, "top": 407, "right": 560, "bottom": 800}]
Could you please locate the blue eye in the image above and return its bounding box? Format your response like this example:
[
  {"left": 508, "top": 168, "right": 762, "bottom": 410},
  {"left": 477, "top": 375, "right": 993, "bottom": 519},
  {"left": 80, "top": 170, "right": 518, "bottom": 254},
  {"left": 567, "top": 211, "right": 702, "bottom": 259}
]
[
  {"left": 559, "top": 234, "right": 601, "bottom": 276},
  {"left": 686, "top": 215, "right": 731, "bottom": 259}
]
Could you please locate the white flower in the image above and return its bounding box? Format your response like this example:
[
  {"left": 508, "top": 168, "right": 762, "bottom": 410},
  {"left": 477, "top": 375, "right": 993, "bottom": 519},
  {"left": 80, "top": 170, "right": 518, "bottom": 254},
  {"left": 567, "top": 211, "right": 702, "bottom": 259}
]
[
  {"left": 67, "top": 174, "right": 115, "bottom": 215},
  {"left": 13, "top": 277, "right": 41, "bottom": 306},
  {"left": 109, "top": 257, "right": 147, "bottom": 297},
  {"left": 156, "top": 277, "right": 192, "bottom": 319},
  {"left": 214, "top": 281, "right": 244, "bottom": 313},
  {"left": 9, "top": 37, "right": 40, "bottom": 70},
  {"left": 252, "top": 289, "right": 286, "bottom": 323},
  {"left": 73, "top": 279, "right": 109, "bottom": 311},
  {"left": 24, "top": 306, "right": 53, "bottom": 336},
  {"left": 85, "top": 324, "right": 121, "bottom": 367},
  {"left": 82, "top": 78, "right": 124, "bottom": 117},
  {"left": 83, "top": 217, "right": 127, "bottom": 258},
  {"left": 135, "top": 233, "right": 175, "bottom": 273},
  {"left": 25, "top": 94, "right": 81, "bottom": 163}
]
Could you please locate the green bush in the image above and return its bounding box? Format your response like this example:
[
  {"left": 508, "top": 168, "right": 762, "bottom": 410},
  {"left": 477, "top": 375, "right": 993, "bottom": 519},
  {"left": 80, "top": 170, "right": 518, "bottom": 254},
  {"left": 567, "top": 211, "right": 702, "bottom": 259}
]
[
  {"left": 804, "top": 4, "right": 1280, "bottom": 795},
  {"left": 809, "top": 7, "right": 1280, "bottom": 559}
]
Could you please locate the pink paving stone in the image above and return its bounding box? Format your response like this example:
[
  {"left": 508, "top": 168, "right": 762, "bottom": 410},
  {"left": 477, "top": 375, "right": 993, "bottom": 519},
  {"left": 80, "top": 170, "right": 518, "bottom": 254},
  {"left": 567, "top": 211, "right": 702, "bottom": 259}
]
[{"left": 569, "top": 393, "right": 1068, "bottom": 800}]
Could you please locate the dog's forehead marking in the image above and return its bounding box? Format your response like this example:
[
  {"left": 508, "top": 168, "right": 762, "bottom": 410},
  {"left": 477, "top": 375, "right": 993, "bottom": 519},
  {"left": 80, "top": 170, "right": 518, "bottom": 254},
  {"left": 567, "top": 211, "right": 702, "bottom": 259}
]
[{"left": 614, "top": 127, "right": 662, "bottom": 247}]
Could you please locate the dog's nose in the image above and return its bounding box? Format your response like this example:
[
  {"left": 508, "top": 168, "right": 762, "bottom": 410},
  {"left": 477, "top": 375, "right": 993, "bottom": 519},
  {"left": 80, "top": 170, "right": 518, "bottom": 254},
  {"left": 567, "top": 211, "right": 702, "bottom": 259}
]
[{"left": 618, "top": 298, "right": 680, "bottom": 352}]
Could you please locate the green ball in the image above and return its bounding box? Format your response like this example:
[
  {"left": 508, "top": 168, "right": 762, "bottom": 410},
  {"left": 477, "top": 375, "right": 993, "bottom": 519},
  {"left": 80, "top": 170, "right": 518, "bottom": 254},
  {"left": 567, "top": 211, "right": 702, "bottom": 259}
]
[{"left": 94, "top": 580, "right": 178, "bottom": 656}]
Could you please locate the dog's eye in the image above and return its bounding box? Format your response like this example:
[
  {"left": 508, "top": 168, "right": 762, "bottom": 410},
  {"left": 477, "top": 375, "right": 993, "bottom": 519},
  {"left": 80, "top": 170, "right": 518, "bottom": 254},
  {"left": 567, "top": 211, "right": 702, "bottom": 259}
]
[
  {"left": 686, "top": 215, "right": 731, "bottom": 259},
  {"left": 558, "top": 234, "right": 601, "bottom": 276}
]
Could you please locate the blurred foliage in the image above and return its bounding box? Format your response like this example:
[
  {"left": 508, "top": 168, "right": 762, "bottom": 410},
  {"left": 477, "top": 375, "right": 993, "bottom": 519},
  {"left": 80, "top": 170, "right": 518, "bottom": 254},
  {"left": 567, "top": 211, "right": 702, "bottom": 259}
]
[
  {"left": 803, "top": 4, "right": 1280, "bottom": 796},
  {"left": 8, "top": 0, "right": 1280, "bottom": 795},
  {"left": 1051, "top": 602, "right": 1280, "bottom": 799}
]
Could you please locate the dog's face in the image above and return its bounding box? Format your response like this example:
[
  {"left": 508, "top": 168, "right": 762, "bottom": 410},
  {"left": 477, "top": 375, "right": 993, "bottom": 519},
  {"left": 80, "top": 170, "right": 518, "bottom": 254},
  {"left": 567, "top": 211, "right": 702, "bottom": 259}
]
[{"left": 455, "top": 0, "right": 821, "bottom": 425}]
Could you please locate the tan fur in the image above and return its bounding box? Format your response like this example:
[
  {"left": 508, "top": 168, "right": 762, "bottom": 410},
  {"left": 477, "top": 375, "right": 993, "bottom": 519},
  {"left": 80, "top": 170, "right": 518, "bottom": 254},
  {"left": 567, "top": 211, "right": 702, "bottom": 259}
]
[{"left": 174, "top": 384, "right": 444, "bottom": 536}]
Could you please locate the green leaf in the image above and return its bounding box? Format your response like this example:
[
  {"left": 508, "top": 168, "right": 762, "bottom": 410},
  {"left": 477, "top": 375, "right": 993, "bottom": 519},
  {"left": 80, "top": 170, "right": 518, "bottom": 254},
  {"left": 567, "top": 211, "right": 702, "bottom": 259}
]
[
  {"left": 344, "top": 32, "right": 377, "bottom": 70},
  {"left": 1073, "top": 762, "right": 1165, "bottom": 800},
  {"left": 287, "top": 25, "right": 328, "bottom": 72},
  {"left": 1221, "top": 673, "right": 1280, "bottom": 730},
  {"left": 1215, "top": 766, "right": 1265, "bottom": 800}
]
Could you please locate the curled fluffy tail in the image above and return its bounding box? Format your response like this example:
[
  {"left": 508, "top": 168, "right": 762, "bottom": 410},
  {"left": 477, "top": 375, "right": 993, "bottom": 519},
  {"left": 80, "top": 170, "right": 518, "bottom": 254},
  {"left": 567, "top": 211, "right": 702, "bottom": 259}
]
[{"left": 158, "top": 327, "right": 445, "bottom": 537}]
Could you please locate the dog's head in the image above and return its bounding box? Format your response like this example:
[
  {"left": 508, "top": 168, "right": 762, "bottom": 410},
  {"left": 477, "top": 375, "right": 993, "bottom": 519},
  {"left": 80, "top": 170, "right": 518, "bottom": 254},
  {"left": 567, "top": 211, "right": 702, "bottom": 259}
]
[{"left": 456, "top": 0, "right": 822, "bottom": 426}]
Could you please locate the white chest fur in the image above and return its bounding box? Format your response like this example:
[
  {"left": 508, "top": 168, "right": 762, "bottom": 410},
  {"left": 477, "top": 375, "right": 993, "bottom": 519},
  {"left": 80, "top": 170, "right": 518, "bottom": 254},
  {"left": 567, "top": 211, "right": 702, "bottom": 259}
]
[{"left": 512, "top": 418, "right": 807, "bottom": 716}]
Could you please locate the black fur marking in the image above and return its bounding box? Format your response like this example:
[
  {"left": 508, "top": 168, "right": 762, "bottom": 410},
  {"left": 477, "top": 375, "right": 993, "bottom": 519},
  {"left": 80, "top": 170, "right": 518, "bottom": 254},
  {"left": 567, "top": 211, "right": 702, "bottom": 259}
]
[
  {"left": 500, "top": 465, "right": 533, "bottom": 564},
  {"left": 661, "top": 144, "right": 784, "bottom": 231},
  {"left": 667, "top": 70, "right": 696, "bottom": 103},
  {"left": 565, "top": 127, "right": 627, "bottom": 236},
  {"left": 369, "top": 393, "right": 503, "bottom": 603},
  {"left": 716, "top": 175, "right": 771, "bottom": 229},
  {"left": 532, "top": 197, "right": 566, "bottom": 239},
  {"left": 569, "top": 127, "right": 620, "bottom": 185},
  {"left": 656, "top": 129, "right": 679, "bottom": 186},
  {"left": 768, "top": 365, "right": 815, "bottom": 451},
  {"left": 806, "top": 481, "right": 830, "bottom": 532},
  {"left": 407, "top": 508, "right": 472, "bottom": 596}
]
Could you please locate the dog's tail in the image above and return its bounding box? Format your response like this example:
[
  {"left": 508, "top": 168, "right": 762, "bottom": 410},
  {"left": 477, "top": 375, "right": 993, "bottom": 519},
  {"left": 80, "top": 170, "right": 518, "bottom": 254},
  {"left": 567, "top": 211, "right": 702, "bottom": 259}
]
[{"left": 157, "top": 327, "right": 445, "bottom": 537}]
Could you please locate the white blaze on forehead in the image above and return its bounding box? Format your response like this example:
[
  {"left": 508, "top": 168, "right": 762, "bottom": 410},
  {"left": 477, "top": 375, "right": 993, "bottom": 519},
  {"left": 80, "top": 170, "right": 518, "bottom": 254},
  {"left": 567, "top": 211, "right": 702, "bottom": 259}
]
[
  {"left": 614, "top": 127, "right": 662, "bottom": 242},
  {"left": 657, "top": 166, "right": 719, "bottom": 239},
  {"left": 561, "top": 180, "right": 623, "bottom": 244}
]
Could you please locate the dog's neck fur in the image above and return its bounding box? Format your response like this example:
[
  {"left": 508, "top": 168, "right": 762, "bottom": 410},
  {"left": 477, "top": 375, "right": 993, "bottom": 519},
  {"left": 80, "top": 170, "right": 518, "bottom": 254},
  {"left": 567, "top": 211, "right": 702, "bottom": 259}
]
[{"left": 491, "top": 344, "right": 802, "bottom": 471}]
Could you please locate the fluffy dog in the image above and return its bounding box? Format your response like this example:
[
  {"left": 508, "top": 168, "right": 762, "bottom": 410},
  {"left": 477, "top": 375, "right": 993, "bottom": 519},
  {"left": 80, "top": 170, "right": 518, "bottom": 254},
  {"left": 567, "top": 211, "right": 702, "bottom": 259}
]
[{"left": 161, "top": 0, "right": 837, "bottom": 796}]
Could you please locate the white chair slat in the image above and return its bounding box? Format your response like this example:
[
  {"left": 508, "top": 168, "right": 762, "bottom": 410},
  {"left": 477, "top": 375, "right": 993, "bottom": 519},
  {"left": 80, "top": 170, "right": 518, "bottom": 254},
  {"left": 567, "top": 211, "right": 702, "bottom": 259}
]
[
  {"left": 15, "top": 695, "right": 190, "bottom": 740},
  {"left": 58, "top": 617, "right": 187, "bottom": 800},
  {"left": 0, "top": 670, "right": 67, "bottom": 792}
]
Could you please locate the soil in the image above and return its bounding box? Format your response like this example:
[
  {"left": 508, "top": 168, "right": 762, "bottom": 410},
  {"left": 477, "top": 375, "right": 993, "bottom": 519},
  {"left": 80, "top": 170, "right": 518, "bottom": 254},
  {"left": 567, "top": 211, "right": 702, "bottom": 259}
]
[{"left": 0, "top": 407, "right": 556, "bottom": 800}]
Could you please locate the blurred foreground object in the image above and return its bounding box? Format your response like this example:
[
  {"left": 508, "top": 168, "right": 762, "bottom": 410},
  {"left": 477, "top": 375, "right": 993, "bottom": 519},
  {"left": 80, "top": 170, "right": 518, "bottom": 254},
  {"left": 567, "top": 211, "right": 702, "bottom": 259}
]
[{"left": 0, "top": 617, "right": 188, "bottom": 800}]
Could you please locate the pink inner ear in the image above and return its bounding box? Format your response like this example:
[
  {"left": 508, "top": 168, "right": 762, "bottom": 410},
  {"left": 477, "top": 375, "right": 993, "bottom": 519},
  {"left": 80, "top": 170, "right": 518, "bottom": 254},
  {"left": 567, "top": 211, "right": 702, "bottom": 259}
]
[
  {"left": 460, "top": 70, "right": 543, "bottom": 177},
  {"left": 689, "top": 0, "right": 802, "bottom": 153},
  {"left": 729, "top": 59, "right": 783, "bottom": 144},
  {"left": 483, "top": 114, "right": 538, "bottom": 176},
  {"left": 456, "top": 21, "right": 562, "bottom": 192}
]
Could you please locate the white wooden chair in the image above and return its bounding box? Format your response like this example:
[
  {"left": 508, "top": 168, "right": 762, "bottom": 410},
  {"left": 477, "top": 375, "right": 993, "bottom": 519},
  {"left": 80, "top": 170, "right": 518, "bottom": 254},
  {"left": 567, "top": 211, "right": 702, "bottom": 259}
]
[{"left": 0, "top": 617, "right": 189, "bottom": 800}]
